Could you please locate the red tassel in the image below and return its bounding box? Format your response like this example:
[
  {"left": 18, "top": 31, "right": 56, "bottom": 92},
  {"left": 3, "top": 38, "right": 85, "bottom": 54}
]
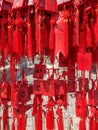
[
  {"left": 74, "top": 9, "right": 79, "bottom": 46},
  {"left": 35, "top": 95, "right": 43, "bottom": 130},
  {"left": 86, "top": 23, "right": 92, "bottom": 47},
  {"left": 10, "top": 57, "right": 19, "bottom": 109},
  {"left": 50, "top": 49, "right": 55, "bottom": 64},
  {"left": 18, "top": 114, "right": 26, "bottom": 130},
  {"left": 95, "top": 109, "right": 98, "bottom": 130},
  {"left": 2, "top": 106, "right": 8, "bottom": 130},
  {"left": 56, "top": 106, "right": 64, "bottom": 130},
  {"left": 49, "top": 16, "right": 56, "bottom": 50},
  {"left": 35, "top": 12, "right": 40, "bottom": 54},
  {"left": 35, "top": 11, "right": 47, "bottom": 55},
  {"left": 88, "top": 89, "right": 95, "bottom": 106},
  {"left": 27, "top": 15, "right": 33, "bottom": 59},
  {"left": 79, "top": 118, "right": 86, "bottom": 130},
  {"left": 49, "top": 16, "right": 56, "bottom": 63},
  {"left": 13, "top": 13, "right": 24, "bottom": 56},
  {"left": 46, "top": 97, "right": 55, "bottom": 130},
  {"left": 35, "top": 12, "right": 44, "bottom": 55},
  {"left": 92, "top": 118, "right": 98, "bottom": 130},
  {"left": 35, "top": 106, "right": 42, "bottom": 130},
  {"left": 94, "top": 9, "right": 98, "bottom": 43},
  {"left": 13, "top": 26, "right": 19, "bottom": 55},
  {"left": 32, "top": 95, "right": 37, "bottom": 115},
  {"left": 89, "top": 117, "right": 93, "bottom": 130},
  {"left": 7, "top": 14, "right": 13, "bottom": 54},
  {"left": 17, "top": 115, "right": 22, "bottom": 130},
  {"left": 79, "top": 19, "right": 86, "bottom": 51},
  {"left": 0, "top": 18, "right": 7, "bottom": 50}
]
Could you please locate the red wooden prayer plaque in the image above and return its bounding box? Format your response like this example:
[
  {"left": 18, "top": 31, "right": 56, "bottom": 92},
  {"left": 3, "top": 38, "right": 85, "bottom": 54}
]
[
  {"left": 18, "top": 81, "right": 29, "bottom": 102},
  {"left": 33, "top": 80, "right": 44, "bottom": 95},
  {"left": 77, "top": 52, "right": 92, "bottom": 70},
  {"left": 43, "top": 80, "right": 55, "bottom": 96},
  {"left": 33, "top": 64, "right": 46, "bottom": 79},
  {"left": 55, "top": 80, "right": 65, "bottom": 95}
]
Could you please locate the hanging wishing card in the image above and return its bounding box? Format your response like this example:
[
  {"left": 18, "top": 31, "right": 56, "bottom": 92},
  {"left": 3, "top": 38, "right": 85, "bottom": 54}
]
[
  {"left": 18, "top": 81, "right": 29, "bottom": 102},
  {"left": 12, "top": 0, "right": 24, "bottom": 8},
  {"left": 33, "top": 80, "right": 44, "bottom": 95},
  {"left": 55, "top": 80, "right": 65, "bottom": 95},
  {"left": 77, "top": 52, "right": 92, "bottom": 70},
  {"left": 55, "top": 11, "right": 68, "bottom": 57},
  {"left": 43, "top": 80, "right": 55, "bottom": 96},
  {"left": 45, "top": 0, "right": 58, "bottom": 13},
  {"left": 33, "top": 64, "right": 46, "bottom": 79}
]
